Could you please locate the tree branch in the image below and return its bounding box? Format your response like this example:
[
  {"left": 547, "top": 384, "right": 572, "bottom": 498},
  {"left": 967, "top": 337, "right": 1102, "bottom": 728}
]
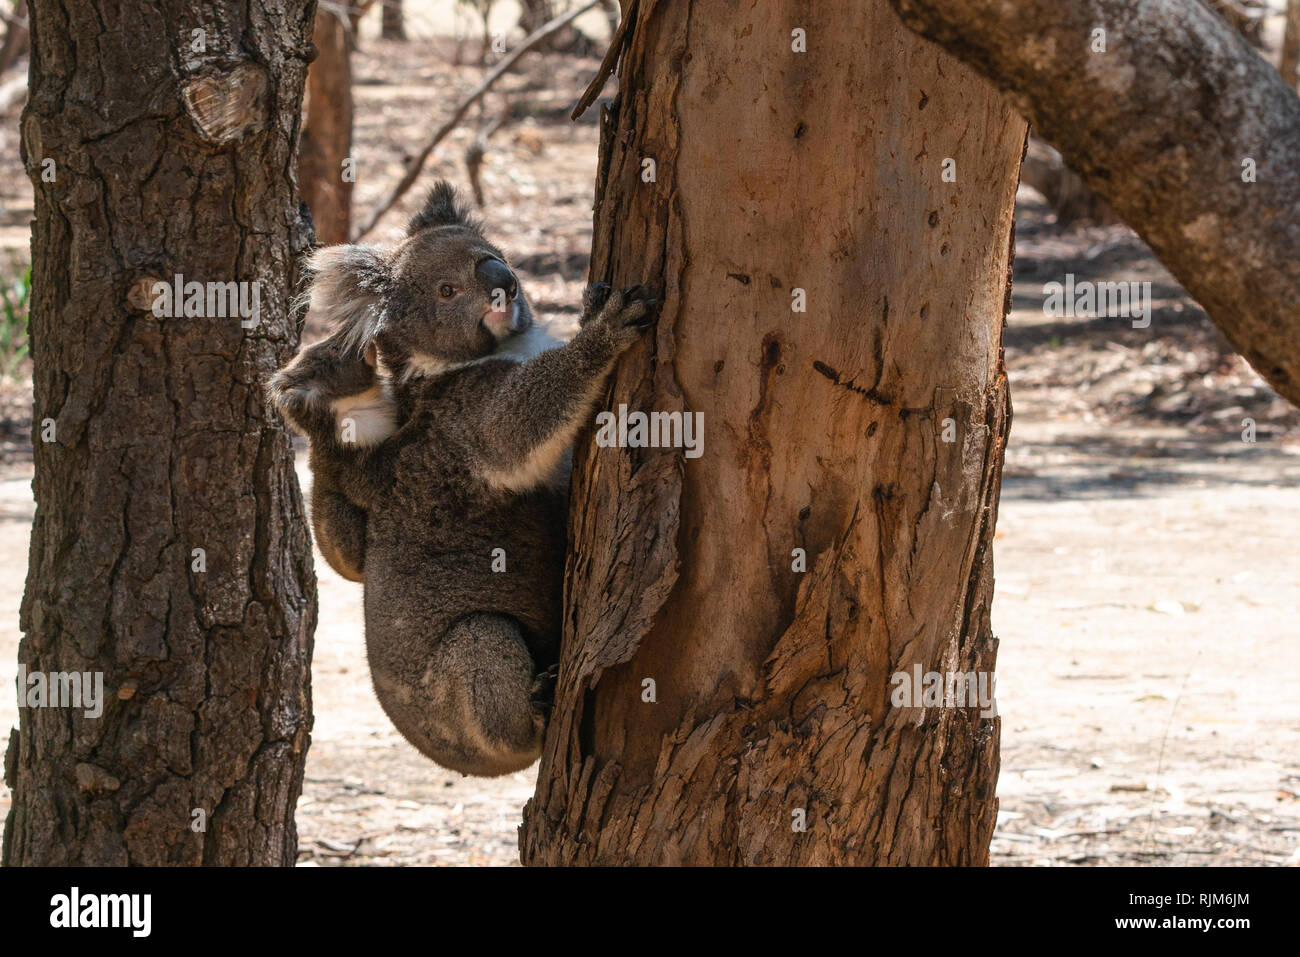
[{"left": 888, "top": 0, "right": 1300, "bottom": 408}]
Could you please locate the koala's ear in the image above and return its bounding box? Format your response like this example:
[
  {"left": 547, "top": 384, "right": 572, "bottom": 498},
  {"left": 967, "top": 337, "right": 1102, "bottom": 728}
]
[
  {"left": 408, "top": 181, "right": 481, "bottom": 233},
  {"left": 304, "top": 244, "right": 393, "bottom": 351}
]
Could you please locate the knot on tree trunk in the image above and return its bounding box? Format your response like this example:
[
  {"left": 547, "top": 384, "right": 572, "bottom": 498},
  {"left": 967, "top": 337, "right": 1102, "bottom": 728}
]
[{"left": 182, "top": 63, "right": 270, "bottom": 146}]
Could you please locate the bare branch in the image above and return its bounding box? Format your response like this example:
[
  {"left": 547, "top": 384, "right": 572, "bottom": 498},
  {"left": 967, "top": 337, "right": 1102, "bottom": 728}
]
[{"left": 352, "top": 0, "right": 600, "bottom": 241}]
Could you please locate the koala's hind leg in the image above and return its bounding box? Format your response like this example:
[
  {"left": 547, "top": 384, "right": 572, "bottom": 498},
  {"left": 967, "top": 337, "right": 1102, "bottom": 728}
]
[
  {"left": 374, "top": 613, "right": 546, "bottom": 777},
  {"left": 310, "top": 482, "right": 366, "bottom": 582}
]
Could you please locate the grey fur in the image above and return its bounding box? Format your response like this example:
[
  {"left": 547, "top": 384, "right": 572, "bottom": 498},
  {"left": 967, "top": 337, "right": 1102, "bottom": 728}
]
[{"left": 268, "top": 183, "right": 657, "bottom": 776}]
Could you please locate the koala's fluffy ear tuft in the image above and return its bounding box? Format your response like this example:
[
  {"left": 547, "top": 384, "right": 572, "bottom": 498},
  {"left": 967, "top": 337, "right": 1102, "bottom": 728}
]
[
  {"left": 409, "top": 181, "right": 482, "bottom": 234},
  {"left": 303, "top": 244, "right": 393, "bottom": 356}
]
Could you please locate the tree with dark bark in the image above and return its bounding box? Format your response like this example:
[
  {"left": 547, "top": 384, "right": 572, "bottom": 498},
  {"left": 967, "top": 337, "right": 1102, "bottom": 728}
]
[
  {"left": 522, "top": 0, "right": 1023, "bottom": 865},
  {"left": 3, "top": 0, "right": 317, "bottom": 865},
  {"left": 888, "top": 0, "right": 1300, "bottom": 410}
]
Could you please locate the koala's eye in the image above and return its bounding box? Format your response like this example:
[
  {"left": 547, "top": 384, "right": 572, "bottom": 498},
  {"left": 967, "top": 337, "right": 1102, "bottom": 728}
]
[{"left": 439, "top": 283, "right": 456, "bottom": 299}]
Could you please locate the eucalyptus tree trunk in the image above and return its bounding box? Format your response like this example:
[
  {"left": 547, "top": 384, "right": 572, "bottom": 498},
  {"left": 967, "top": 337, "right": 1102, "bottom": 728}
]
[
  {"left": 522, "top": 0, "right": 1024, "bottom": 865},
  {"left": 3, "top": 0, "right": 317, "bottom": 866}
]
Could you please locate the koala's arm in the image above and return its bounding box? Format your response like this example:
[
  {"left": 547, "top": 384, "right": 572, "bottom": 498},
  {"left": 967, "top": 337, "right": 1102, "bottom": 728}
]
[{"left": 471, "top": 284, "right": 657, "bottom": 492}]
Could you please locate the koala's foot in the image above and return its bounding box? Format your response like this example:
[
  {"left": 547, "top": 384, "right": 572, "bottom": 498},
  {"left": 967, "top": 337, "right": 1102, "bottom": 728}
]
[{"left": 371, "top": 612, "right": 545, "bottom": 777}]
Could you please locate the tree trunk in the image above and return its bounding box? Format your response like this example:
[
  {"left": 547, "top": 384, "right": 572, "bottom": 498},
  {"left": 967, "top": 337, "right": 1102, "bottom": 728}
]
[
  {"left": 301, "top": 8, "right": 354, "bottom": 247},
  {"left": 521, "top": 0, "right": 1024, "bottom": 866},
  {"left": 3, "top": 0, "right": 317, "bottom": 866},
  {"left": 1283, "top": 0, "right": 1300, "bottom": 90},
  {"left": 888, "top": 0, "right": 1300, "bottom": 410},
  {"left": 381, "top": 0, "right": 406, "bottom": 41}
]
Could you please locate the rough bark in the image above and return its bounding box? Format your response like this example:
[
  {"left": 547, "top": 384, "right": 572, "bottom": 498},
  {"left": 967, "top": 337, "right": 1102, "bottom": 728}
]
[
  {"left": 3, "top": 0, "right": 317, "bottom": 865},
  {"left": 301, "top": 8, "right": 353, "bottom": 246},
  {"left": 888, "top": 0, "right": 1300, "bottom": 409},
  {"left": 1283, "top": 0, "right": 1300, "bottom": 89},
  {"left": 521, "top": 0, "right": 1023, "bottom": 866}
]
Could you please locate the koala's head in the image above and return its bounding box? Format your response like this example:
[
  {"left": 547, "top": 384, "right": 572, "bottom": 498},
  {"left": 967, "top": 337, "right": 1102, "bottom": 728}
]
[{"left": 305, "top": 181, "right": 533, "bottom": 377}]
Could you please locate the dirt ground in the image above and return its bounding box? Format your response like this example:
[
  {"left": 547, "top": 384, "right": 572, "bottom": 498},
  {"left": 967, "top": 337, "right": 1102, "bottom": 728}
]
[{"left": 0, "top": 27, "right": 1297, "bottom": 867}]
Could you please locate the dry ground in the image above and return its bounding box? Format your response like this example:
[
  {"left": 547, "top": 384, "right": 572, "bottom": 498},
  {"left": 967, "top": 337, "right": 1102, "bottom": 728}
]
[{"left": 0, "top": 26, "right": 1297, "bottom": 866}]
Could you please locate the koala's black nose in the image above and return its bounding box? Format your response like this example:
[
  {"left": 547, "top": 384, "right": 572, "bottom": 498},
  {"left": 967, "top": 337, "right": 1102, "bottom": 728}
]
[{"left": 475, "top": 258, "right": 518, "bottom": 300}]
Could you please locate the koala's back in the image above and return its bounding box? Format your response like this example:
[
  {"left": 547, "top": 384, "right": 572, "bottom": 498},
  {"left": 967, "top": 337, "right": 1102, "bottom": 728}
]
[{"left": 362, "top": 360, "right": 567, "bottom": 682}]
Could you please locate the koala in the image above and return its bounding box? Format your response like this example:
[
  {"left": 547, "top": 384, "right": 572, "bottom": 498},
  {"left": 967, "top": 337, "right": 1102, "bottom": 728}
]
[{"left": 269, "top": 182, "right": 657, "bottom": 776}]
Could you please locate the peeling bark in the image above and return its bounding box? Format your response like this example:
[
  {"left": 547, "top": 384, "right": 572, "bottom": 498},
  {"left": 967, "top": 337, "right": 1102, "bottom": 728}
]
[
  {"left": 3, "top": 0, "right": 317, "bottom": 865},
  {"left": 522, "top": 0, "right": 1023, "bottom": 866},
  {"left": 889, "top": 0, "right": 1300, "bottom": 409}
]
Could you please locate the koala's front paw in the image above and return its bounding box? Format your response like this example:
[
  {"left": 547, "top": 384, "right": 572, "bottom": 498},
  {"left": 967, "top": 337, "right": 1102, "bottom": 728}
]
[{"left": 585, "top": 283, "right": 661, "bottom": 347}]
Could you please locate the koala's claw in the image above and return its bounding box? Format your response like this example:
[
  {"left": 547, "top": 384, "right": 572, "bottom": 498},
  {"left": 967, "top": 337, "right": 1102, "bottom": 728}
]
[
  {"left": 584, "top": 281, "right": 662, "bottom": 330},
  {"left": 588, "top": 281, "right": 612, "bottom": 308},
  {"left": 581, "top": 281, "right": 613, "bottom": 325},
  {"left": 529, "top": 663, "right": 559, "bottom": 713},
  {"left": 612, "top": 284, "right": 661, "bottom": 331},
  {"left": 627, "top": 298, "right": 660, "bottom": 330}
]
